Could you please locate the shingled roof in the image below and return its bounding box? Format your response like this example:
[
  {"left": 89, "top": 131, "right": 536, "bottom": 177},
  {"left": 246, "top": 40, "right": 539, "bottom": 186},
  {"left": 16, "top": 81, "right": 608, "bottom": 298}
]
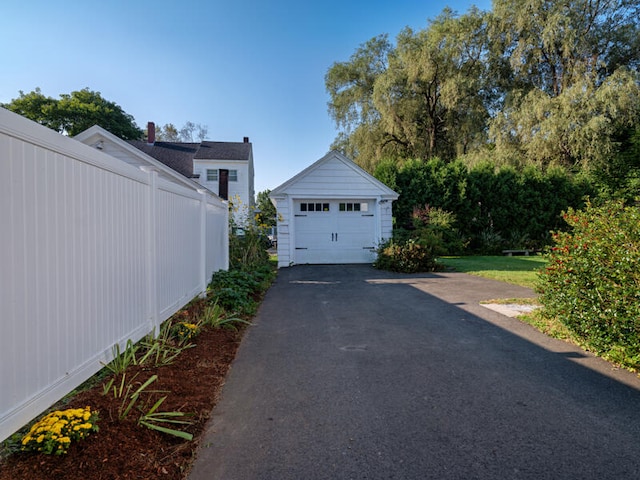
[
  {"left": 128, "top": 139, "right": 252, "bottom": 179},
  {"left": 128, "top": 141, "right": 199, "bottom": 178},
  {"left": 195, "top": 141, "right": 252, "bottom": 161}
]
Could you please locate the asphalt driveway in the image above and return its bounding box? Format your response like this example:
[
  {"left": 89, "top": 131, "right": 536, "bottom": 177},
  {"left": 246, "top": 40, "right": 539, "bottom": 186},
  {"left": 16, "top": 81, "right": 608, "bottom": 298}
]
[{"left": 189, "top": 265, "right": 640, "bottom": 480}]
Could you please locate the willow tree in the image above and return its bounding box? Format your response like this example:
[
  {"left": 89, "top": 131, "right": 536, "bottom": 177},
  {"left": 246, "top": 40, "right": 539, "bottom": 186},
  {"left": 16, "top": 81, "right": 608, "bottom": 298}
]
[
  {"left": 491, "top": 69, "right": 640, "bottom": 168},
  {"left": 373, "top": 8, "right": 490, "bottom": 163},
  {"left": 489, "top": 0, "right": 640, "bottom": 169},
  {"left": 325, "top": 35, "right": 392, "bottom": 167},
  {"left": 326, "top": 8, "right": 492, "bottom": 170}
]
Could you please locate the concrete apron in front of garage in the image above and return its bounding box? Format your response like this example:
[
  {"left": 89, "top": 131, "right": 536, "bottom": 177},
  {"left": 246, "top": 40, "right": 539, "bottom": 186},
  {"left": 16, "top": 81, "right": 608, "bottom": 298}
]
[{"left": 190, "top": 264, "right": 640, "bottom": 480}]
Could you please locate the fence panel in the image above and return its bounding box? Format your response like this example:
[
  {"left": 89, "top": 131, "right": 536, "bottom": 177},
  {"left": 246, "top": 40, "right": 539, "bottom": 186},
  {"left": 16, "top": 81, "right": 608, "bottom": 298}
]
[
  {"left": 0, "top": 108, "right": 228, "bottom": 442},
  {"left": 156, "top": 181, "right": 203, "bottom": 321}
]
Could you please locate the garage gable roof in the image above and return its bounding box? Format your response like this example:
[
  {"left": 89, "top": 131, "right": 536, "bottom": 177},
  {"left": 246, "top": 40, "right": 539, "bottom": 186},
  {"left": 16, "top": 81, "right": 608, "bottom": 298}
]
[{"left": 270, "top": 151, "right": 398, "bottom": 199}]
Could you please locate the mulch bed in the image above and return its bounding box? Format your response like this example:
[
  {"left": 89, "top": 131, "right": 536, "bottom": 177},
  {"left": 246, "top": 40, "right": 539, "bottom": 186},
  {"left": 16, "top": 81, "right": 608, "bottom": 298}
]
[{"left": 0, "top": 299, "right": 245, "bottom": 480}]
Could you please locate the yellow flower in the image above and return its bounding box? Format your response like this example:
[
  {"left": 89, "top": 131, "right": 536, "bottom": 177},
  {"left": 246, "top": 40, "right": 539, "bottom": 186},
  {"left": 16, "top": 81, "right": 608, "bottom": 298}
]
[{"left": 36, "top": 435, "right": 45, "bottom": 443}]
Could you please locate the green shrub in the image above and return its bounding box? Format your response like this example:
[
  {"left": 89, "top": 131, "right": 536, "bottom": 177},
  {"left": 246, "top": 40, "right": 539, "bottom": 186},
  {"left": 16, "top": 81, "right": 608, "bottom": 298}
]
[
  {"left": 374, "top": 238, "right": 443, "bottom": 273},
  {"left": 411, "top": 204, "right": 468, "bottom": 255},
  {"left": 536, "top": 200, "right": 640, "bottom": 368},
  {"left": 375, "top": 159, "right": 594, "bottom": 253},
  {"left": 210, "top": 287, "right": 256, "bottom": 315},
  {"left": 229, "top": 231, "right": 269, "bottom": 270},
  {"left": 209, "top": 198, "right": 276, "bottom": 315},
  {"left": 210, "top": 269, "right": 259, "bottom": 296}
]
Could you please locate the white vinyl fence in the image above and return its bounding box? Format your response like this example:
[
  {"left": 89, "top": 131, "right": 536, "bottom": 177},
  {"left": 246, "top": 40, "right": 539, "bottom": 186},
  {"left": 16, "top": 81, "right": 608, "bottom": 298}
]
[{"left": 0, "top": 108, "right": 229, "bottom": 442}]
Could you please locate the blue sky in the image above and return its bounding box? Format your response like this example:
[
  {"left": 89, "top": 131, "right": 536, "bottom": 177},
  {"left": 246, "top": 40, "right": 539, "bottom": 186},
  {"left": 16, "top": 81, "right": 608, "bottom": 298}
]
[{"left": 2, "top": 0, "right": 491, "bottom": 193}]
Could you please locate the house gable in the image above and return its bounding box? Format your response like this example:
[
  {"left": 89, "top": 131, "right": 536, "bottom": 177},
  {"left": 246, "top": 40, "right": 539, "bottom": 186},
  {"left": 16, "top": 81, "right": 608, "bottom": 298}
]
[
  {"left": 192, "top": 140, "right": 255, "bottom": 208},
  {"left": 270, "top": 151, "right": 397, "bottom": 200},
  {"left": 76, "top": 126, "right": 255, "bottom": 212},
  {"left": 73, "top": 126, "right": 214, "bottom": 193}
]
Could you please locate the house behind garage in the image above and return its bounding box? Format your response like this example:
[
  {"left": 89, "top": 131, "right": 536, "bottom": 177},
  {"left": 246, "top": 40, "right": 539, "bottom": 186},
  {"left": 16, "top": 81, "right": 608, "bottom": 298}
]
[
  {"left": 270, "top": 151, "right": 398, "bottom": 267},
  {"left": 128, "top": 122, "right": 255, "bottom": 218}
]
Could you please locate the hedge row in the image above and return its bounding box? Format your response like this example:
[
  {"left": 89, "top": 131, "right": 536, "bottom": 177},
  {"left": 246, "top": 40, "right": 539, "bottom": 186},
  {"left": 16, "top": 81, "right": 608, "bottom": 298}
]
[{"left": 374, "top": 159, "right": 594, "bottom": 253}]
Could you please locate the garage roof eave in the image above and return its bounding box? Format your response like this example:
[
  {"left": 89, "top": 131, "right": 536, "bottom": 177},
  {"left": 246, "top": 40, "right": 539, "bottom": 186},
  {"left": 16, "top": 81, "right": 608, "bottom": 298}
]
[{"left": 269, "top": 150, "right": 399, "bottom": 199}]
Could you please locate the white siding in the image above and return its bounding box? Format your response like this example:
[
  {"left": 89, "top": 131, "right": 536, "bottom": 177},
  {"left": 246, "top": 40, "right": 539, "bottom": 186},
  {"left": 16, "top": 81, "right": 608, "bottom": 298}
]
[
  {"left": 280, "top": 157, "right": 389, "bottom": 197},
  {"left": 193, "top": 160, "right": 252, "bottom": 211},
  {"left": 271, "top": 195, "right": 291, "bottom": 268},
  {"left": 0, "top": 108, "right": 228, "bottom": 442},
  {"left": 380, "top": 200, "right": 394, "bottom": 242}
]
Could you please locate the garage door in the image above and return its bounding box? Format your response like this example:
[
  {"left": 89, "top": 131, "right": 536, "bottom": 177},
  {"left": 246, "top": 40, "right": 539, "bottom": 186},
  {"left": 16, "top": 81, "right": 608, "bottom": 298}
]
[{"left": 294, "top": 200, "right": 376, "bottom": 264}]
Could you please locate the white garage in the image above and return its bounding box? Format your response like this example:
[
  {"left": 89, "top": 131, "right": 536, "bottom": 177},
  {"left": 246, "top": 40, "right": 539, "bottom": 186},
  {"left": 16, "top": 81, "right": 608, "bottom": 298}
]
[{"left": 269, "top": 151, "right": 398, "bottom": 267}]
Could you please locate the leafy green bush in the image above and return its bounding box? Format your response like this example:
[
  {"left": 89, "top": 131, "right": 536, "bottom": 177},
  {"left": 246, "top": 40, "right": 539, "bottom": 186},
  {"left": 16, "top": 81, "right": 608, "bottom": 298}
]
[
  {"left": 209, "top": 197, "right": 276, "bottom": 315},
  {"left": 210, "top": 269, "right": 259, "bottom": 296},
  {"left": 374, "top": 158, "right": 594, "bottom": 253},
  {"left": 208, "top": 266, "right": 276, "bottom": 315},
  {"left": 411, "top": 204, "right": 468, "bottom": 255},
  {"left": 536, "top": 200, "right": 640, "bottom": 368},
  {"left": 374, "top": 238, "right": 443, "bottom": 273},
  {"left": 210, "top": 287, "right": 256, "bottom": 315}
]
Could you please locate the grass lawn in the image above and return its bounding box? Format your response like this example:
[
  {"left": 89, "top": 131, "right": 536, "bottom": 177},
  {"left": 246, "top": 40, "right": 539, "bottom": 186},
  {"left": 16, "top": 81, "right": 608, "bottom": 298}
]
[{"left": 439, "top": 255, "right": 547, "bottom": 289}]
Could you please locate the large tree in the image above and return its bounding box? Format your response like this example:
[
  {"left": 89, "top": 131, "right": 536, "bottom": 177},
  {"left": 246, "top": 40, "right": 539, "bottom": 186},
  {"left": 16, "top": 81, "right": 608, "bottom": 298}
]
[
  {"left": 490, "top": 68, "right": 640, "bottom": 169},
  {"left": 327, "top": 1, "right": 640, "bottom": 175},
  {"left": 373, "top": 8, "right": 490, "bottom": 162},
  {"left": 325, "top": 35, "right": 392, "bottom": 169},
  {"left": 326, "top": 8, "right": 492, "bottom": 170},
  {"left": 492, "top": 0, "right": 640, "bottom": 97},
  {"left": 488, "top": 0, "right": 640, "bottom": 169},
  {"left": 2, "top": 88, "right": 143, "bottom": 140}
]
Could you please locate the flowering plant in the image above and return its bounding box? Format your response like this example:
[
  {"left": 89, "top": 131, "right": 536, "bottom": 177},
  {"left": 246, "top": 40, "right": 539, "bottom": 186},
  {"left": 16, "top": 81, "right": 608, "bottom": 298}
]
[
  {"left": 172, "top": 321, "right": 200, "bottom": 343},
  {"left": 21, "top": 406, "right": 99, "bottom": 455}
]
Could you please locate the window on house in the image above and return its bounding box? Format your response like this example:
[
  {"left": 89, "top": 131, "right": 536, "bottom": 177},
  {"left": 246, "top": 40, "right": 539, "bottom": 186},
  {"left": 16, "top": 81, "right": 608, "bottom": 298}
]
[
  {"left": 206, "top": 169, "right": 237, "bottom": 182},
  {"left": 206, "top": 169, "right": 218, "bottom": 182}
]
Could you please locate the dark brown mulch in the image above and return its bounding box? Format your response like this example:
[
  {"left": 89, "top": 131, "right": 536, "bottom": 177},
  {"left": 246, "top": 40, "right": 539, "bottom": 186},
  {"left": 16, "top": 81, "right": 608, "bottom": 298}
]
[{"left": 0, "top": 300, "right": 244, "bottom": 480}]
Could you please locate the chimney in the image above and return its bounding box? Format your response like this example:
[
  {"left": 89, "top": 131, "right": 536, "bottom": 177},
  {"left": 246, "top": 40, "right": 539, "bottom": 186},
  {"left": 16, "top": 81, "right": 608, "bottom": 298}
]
[
  {"left": 147, "top": 122, "right": 155, "bottom": 145},
  {"left": 243, "top": 136, "right": 249, "bottom": 143}
]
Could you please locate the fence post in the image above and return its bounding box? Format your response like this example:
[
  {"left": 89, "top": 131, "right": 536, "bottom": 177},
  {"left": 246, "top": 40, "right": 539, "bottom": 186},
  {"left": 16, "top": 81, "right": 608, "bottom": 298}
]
[
  {"left": 141, "top": 167, "right": 159, "bottom": 335},
  {"left": 223, "top": 202, "right": 230, "bottom": 270},
  {"left": 198, "top": 189, "right": 207, "bottom": 299}
]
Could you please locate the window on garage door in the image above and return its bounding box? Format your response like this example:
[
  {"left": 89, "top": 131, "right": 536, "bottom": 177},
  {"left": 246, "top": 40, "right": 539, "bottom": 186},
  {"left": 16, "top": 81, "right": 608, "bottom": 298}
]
[
  {"left": 300, "top": 202, "right": 330, "bottom": 212},
  {"left": 339, "top": 202, "right": 368, "bottom": 212}
]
